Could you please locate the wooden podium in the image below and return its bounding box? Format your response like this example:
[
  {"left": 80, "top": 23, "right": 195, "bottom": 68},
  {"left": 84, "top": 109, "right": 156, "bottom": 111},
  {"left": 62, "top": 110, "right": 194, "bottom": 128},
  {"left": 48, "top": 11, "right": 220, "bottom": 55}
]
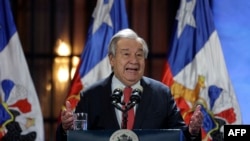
[{"left": 67, "top": 129, "right": 185, "bottom": 141}]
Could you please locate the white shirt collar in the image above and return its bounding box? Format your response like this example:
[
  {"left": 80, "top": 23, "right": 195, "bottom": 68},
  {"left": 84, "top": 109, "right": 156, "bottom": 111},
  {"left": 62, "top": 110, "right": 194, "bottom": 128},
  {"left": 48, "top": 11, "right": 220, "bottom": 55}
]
[{"left": 111, "top": 75, "right": 141, "bottom": 93}]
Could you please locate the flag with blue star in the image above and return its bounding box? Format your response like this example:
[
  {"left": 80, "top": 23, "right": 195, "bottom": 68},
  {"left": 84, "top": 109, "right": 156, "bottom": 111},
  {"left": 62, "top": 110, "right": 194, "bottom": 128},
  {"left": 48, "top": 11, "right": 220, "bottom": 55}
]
[
  {"left": 162, "top": 0, "right": 242, "bottom": 140},
  {"left": 61, "top": 0, "right": 129, "bottom": 111}
]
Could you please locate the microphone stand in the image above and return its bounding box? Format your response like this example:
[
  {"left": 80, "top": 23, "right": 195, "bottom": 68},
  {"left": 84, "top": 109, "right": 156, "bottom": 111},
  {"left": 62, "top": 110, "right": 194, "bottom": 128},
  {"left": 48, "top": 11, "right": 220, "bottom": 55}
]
[
  {"left": 121, "top": 102, "right": 136, "bottom": 129},
  {"left": 111, "top": 101, "right": 131, "bottom": 129},
  {"left": 112, "top": 101, "right": 135, "bottom": 129},
  {"left": 121, "top": 107, "right": 128, "bottom": 129}
]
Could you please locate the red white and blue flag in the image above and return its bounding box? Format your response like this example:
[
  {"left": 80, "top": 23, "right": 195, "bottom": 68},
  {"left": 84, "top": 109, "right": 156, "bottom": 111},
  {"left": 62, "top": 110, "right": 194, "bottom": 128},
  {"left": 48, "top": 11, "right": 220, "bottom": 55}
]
[
  {"left": 62, "top": 0, "right": 128, "bottom": 110},
  {"left": 161, "top": 0, "right": 242, "bottom": 140},
  {"left": 0, "top": 0, "right": 44, "bottom": 140}
]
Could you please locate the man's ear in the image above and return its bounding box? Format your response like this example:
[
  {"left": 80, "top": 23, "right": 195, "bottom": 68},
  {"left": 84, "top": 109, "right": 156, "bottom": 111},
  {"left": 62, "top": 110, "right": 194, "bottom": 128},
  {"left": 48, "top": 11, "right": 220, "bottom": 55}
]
[{"left": 109, "top": 54, "right": 114, "bottom": 65}]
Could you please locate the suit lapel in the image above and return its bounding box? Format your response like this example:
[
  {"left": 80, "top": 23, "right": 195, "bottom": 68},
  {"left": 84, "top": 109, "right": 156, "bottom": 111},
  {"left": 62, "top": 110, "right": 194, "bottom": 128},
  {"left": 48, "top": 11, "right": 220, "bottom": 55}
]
[
  {"left": 133, "top": 77, "right": 152, "bottom": 129},
  {"left": 101, "top": 73, "right": 121, "bottom": 129}
]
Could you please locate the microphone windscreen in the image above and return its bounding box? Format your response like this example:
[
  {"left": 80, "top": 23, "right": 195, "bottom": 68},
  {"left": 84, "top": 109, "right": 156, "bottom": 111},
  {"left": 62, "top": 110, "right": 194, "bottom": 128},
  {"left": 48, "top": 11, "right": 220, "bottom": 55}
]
[
  {"left": 130, "top": 86, "right": 143, "bottom": 103},
  {"left": 111, "top": 88, "right": 123, "bottom": 103}
]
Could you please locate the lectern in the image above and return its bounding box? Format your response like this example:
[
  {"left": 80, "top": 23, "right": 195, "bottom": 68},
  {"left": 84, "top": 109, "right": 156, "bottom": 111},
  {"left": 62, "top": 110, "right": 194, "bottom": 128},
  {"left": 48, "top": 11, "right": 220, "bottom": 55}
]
[{"left": 67, "top": 129, "right": 185, "bottom": 141}]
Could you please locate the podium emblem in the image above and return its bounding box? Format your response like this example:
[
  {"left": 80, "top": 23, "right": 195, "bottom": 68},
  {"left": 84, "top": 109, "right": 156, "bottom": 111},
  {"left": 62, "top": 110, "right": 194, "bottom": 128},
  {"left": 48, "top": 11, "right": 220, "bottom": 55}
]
[{"left": 110, "top": 129, "right": 139, "bottom": 141}]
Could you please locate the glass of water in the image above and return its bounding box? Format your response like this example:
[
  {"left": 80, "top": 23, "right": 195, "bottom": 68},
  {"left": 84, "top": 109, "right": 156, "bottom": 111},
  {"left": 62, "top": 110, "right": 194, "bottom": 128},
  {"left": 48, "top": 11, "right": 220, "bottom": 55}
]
[{"left": 73, "top": 112, "right": 88, "bottom": 130}]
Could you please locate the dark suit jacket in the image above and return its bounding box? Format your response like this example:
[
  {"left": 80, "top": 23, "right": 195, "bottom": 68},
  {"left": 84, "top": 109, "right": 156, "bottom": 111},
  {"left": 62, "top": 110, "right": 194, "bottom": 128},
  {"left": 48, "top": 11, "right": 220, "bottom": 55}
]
[{"left": 56, "top": 73, "right": 201, "bottom": 141}]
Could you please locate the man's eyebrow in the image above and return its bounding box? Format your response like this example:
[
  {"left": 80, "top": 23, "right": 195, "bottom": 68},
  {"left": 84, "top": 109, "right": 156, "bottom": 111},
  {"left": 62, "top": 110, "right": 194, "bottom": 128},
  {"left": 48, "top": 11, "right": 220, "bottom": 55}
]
[
  {"left": 137, "top": 48, "right": 144, "bottom": 52},
  {"left": 120, "top": 48, "right": 129, "bottom": 51}
]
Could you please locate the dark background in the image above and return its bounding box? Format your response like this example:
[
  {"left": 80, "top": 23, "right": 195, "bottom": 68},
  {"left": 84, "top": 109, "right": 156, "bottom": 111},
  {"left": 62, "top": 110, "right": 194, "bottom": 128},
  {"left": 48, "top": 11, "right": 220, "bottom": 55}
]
[{"left": 10, "top": 0, "right": 179, "bottom": 140}]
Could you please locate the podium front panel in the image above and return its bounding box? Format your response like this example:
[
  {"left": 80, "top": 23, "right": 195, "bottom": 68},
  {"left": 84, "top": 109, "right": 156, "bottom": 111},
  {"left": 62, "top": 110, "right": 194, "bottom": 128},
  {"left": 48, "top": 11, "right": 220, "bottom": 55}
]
[{"left": 67, "top": 129, "right": 185, "bottom": 141}]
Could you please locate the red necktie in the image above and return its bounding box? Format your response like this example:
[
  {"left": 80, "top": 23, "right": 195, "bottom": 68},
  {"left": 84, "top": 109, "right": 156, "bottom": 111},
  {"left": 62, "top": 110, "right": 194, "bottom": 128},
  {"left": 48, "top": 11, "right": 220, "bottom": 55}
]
[{"left": 122, "top": 86, "right": 134, "bottom": 129}]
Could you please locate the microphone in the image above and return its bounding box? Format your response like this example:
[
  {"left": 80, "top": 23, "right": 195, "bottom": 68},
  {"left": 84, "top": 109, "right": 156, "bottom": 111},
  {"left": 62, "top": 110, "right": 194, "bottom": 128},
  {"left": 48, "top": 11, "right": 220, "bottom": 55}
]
[
  {"left": 111, "top": 88, "right": 123, "bottom": 104},
  {"left": 130, "top": 87, "right": 142, "bottom": 104},
  {"left": 111, "top": 88, "right": 123, "bottom": 111},
  {"left": 126, "top": 86, "right": 143, "bottom": 110}
]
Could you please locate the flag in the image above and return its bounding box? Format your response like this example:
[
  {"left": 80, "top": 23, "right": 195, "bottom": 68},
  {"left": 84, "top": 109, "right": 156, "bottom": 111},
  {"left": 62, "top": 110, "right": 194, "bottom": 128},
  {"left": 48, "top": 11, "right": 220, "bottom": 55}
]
[
  {"left": 0, "top": 0, "right": 44, "bottom": 141},
  {"left": 161, "top": 0, "right": 242, "bottom": 140},
  {"left": 61, "top": 0, "right": 128, "bottom": 111}
]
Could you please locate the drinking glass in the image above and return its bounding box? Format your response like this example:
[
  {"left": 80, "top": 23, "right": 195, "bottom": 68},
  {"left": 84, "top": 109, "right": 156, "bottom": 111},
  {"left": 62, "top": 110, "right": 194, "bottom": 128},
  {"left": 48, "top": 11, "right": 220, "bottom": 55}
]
[{"left": 73, "top": 112, "right": 88, "bottom": 130}]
